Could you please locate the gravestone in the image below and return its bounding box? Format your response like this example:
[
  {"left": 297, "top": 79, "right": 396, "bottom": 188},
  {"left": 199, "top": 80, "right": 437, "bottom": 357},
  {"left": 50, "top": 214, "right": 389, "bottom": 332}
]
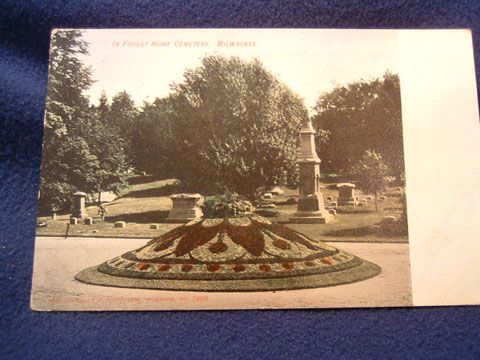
[
  {"left": 114, "top": 221, "right": 126, "bottom": 228},
  {"left": 290, "top": 119, "right": 332, "bottom": 224},
  {"left": 258, "top": 202, "right": 276, "bottom": 209},
  {"left": 270, "top": 186, "right": 284, "bottom": 195},
  {"left": 166, "top": 193, "right": 204, "bottom": 223},
  {"left": 72, "top": 191, "right": 87, "bottom": 218},
  {"left": 70, "top": 217, "right": 78, "bottom": 225},
  {"left": 84, "top": 217, "right": 93, "bottom": 225},
  {"left": 337, "top": 183, "right": 358, "bottom": 206},
  {"left": 263, "top": 192, "right": 273, "bottom": 199},
  {"left": 382, "top": 215, "right": 396, "bottom": 224}
]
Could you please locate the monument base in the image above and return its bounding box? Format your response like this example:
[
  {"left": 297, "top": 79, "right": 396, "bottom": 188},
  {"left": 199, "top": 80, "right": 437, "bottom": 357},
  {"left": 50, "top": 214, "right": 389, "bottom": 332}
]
[
  {"left": 165, "top": 208, "right": 203, "bottom": 223},
  {"left": 164, "top": 217, "right": 199, "bottom": 224},
  {"left": 338, "top": 197, "right": 358, "bottom": 206},
  {"left": 290, "top": 194, "right": 333, "bottom": 223},
  {"left": 71, "top": 212, "right": 87, "bottom": 219},
  {"left": 289, "top": 211, "right": 333, "bottom": 224}
]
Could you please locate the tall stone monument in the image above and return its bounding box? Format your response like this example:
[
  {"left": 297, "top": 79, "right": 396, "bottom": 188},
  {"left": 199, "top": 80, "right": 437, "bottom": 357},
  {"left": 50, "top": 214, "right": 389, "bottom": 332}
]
[
  {"left": 290, "top": 120, "right": 332, "bottom": 224},
  {"left": 72, "top": 191, "right": 87, "bottom": 219}
]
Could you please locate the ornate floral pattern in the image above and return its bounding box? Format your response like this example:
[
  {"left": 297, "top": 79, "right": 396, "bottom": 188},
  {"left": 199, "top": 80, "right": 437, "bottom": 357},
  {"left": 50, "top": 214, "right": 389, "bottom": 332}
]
[{"left": 98, "top": 215, "right": 363, "bottom": 281}]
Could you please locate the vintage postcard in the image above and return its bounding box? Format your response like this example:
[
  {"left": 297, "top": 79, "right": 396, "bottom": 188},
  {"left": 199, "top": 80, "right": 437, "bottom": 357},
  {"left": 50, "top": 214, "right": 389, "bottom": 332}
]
[{"left": 31, "top": 29, "right": 480, "bottom": 311}]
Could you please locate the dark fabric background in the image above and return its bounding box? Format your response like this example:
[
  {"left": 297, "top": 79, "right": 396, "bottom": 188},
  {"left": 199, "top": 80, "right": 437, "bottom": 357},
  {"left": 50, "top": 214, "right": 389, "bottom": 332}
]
[{"left": 1, "top": 1, "right": 479, "bottom": 359}]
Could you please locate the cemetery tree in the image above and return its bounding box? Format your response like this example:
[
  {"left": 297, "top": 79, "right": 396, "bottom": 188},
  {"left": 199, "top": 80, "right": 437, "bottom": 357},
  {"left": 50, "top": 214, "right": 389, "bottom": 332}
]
[
  {"left": 163, "top": 55, "right": 308, "bottom": 198},
  {"left": 131, "top": 98, "right": 176, "bottom": 176},
  {"left": 312, "top": 72, "right": 404, "bottom": 181},
  {"left": 39, "top": 30, "right": 128, "bottom": 214},
  {"left": 96, "top": 91, "right": 110, "bottom": 120},
  {"left": 109, "top": 91, "right": 138, "bottom": 163},
  {"left": 83, "top": 111, "right": 130, "bottom": 204},
  {"left": 39, "top": 29, "right": 95, "bottom": 213},
  {"left": 352, "top": 150, "right": 389, "bottom": 212}
]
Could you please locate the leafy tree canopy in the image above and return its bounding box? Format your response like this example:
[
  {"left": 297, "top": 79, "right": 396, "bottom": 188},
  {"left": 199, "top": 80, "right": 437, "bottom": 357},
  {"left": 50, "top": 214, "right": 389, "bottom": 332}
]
[
  {"left": 108, "top": 91, "right": 138, "bottom": 162},
  {"left": 39, "top": 30, "right": 128, "bottom": 214},
  {"left": 312, "top": 72, "right": 404, "bottom": 180},
  {"left": 352, "top": 150, "right": 389, "bottom": 211},
  {"left": 131, "top": 98, "right": 176, "bottom": 176},
  {"left": 143, "top": 55, "right": 308, "bottom": 197}
]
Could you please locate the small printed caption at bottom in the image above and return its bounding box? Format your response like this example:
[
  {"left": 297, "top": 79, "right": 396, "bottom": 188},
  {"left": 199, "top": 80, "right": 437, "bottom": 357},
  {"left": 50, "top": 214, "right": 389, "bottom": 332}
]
[{"left": 48, "top": 294, "right": 209, "bottom": 304}]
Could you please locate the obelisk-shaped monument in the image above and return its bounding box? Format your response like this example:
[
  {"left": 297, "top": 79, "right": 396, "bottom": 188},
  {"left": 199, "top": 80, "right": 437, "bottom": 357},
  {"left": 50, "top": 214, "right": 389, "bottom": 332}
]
[{"left": 290, "top": 119, "right": 332, "bottom": 224}]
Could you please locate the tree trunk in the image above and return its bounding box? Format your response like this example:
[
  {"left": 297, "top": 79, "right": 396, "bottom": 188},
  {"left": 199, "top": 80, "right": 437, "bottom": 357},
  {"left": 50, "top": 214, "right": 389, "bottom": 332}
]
[
  {"left": 98, "top": 191, "right": 102, "bottom": 205},
  {"left": 375, "top": 191, "right": 378, "bottom": 213}
]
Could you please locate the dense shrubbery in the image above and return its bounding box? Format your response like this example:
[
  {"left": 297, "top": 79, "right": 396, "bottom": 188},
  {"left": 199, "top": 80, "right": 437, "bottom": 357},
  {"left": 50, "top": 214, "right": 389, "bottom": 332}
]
[
  {"left": 312, "top": 73, "right": 404, "bottom": 180},
  {"left": 202, "top": 193, "right": 255, "bottom": 218},
  {"left": 352, "top": 150, "right": 389, "bottom": 211}
]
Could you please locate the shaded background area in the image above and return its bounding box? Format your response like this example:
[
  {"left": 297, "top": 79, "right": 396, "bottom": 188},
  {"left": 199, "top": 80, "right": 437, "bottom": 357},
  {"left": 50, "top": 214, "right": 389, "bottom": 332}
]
[{"left": 0, "top": 1, "right": 479, "bottom": 359}]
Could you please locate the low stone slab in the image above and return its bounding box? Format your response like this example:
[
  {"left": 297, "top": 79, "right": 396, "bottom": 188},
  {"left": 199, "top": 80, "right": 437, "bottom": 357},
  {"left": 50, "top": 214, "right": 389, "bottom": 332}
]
[
  {"left": 150, "top": 224, "right": 159, "bottom": 230},
  {"left": 270, "top": 186, "right": 284, "bottom": 195},
  {"left": 114, "top": 221, "right": 126, "bottom": 228},
  {"left": 257, "top": 203, "right": 276, "bottom": 209},
  {"left": 263, "top": 192, "right": 273, "bottom": 199},
  {"left": 289, "top": 212, "right": 334, "bottom": 224}
]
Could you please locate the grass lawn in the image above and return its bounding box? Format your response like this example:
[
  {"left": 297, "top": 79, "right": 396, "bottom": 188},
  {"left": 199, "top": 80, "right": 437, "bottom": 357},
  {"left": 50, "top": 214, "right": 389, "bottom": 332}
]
[
  {"left": 36, "top": 176, "right": 180, "bottom": 238},
  {"left": 36, "top": 176, "right": 408, "bottom": 243}
]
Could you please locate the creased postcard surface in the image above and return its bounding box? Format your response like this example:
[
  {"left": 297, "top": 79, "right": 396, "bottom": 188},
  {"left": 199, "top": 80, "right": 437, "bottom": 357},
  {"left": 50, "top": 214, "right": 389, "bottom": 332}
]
[{"left": 31, "top": 29, "right": 479, "bottom": 311}]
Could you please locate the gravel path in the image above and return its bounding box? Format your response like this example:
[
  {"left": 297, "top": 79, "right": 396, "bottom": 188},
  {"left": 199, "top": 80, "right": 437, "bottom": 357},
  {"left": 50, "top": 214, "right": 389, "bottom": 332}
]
[{"left": 31, "top": 237, "right": 412, "bottom": 311}]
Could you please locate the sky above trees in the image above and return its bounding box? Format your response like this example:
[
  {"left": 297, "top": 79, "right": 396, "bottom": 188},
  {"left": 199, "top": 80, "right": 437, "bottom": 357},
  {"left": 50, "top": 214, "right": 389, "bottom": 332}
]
[{"left": 79, "top": 29, "right": 399, "bottom": 111}]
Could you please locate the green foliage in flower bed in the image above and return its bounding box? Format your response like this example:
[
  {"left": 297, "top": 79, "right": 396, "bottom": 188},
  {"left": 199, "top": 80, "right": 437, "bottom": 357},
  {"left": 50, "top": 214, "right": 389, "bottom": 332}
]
[
  {"left": 202, "top": 193, "right": 255, "bottom": 218},
  {"left": 255, "top": 209, "right": 280, "bottom": 217}
]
